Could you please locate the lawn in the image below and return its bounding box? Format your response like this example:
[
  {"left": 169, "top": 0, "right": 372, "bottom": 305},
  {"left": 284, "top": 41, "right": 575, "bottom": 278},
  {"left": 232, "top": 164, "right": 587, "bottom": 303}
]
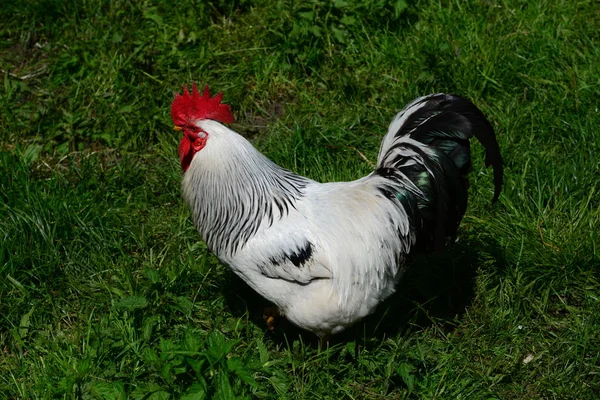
[{"left": 1, "top": 0, "right": 599, "bottom": 398}]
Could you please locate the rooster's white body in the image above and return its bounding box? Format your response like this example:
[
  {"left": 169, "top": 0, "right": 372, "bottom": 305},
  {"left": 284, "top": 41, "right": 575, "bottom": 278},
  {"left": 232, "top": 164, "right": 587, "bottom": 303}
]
[{"left": 174, "top": 88, "right": 503, "bottom": 336}]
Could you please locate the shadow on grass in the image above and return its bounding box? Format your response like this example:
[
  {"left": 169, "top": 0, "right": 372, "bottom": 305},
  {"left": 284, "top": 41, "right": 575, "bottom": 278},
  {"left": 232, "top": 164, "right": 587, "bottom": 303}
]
[{"left": 222, "top": 235, "right": 507, "bottom": 349}]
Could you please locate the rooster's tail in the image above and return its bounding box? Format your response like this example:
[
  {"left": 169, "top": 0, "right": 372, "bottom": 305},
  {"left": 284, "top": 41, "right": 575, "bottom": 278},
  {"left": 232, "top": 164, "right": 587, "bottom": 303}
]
[{"left": 375, "top": 94, "right": 503, "bottom": 251}]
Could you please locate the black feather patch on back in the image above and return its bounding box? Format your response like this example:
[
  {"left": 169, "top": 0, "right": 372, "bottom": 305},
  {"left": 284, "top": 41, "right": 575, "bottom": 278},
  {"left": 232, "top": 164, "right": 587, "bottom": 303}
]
[
  {"left": 288, "top": 242, "right": 313, "bottom": 267},
  {"left": 268, "top": 241, "right": 314, "bottom": 268}
]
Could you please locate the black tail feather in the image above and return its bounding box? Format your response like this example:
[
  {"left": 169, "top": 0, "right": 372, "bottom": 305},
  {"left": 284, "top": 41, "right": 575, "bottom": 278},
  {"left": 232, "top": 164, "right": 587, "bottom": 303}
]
[{"left": 376, "top": 93, "right": 503, "bottom": 252}]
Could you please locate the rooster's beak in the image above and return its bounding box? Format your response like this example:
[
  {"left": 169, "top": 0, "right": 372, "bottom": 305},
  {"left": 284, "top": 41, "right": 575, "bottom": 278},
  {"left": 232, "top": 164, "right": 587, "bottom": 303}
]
[{"left": 173, "top": 126, "right": 183, "bottom": 131}]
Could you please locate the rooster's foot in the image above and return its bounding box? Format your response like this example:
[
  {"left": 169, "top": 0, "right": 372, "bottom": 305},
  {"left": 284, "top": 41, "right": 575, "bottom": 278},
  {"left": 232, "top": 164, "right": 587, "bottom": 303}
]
[{"left": 263, "top": 306, "right": 280, "bottom": 332}]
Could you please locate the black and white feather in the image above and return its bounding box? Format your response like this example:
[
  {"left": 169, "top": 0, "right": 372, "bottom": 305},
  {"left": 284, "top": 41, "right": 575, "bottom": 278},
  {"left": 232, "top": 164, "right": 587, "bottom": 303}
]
[{"left": 182, "top": 95, "right": 503, "bottom": 336}]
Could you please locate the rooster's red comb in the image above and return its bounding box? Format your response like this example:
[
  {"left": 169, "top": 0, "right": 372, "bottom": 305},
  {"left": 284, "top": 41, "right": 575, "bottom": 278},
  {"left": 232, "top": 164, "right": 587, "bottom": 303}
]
[{"left": 171, "top": 83, "right": 234, "bottom": 126}]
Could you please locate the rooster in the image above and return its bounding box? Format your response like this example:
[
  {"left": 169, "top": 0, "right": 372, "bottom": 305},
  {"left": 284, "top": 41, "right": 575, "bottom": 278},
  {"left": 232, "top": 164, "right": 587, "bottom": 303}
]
[{"left": 171, "top": 84, "right": 502, "bottom": 339}]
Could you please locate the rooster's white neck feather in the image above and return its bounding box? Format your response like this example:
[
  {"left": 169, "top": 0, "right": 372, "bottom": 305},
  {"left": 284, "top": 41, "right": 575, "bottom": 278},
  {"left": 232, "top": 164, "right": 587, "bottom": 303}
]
[{"left": 182, "top": 120, "right": 310, "bottom": 256}]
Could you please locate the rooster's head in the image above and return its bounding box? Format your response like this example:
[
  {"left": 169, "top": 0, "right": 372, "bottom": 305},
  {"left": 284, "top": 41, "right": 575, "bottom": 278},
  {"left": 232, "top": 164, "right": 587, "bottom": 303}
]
[{"left": 171, "top": 83, "right": 234, "bottom": 171}]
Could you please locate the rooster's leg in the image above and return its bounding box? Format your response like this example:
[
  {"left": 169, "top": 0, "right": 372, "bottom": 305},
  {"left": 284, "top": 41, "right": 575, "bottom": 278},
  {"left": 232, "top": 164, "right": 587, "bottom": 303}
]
[
  {"left": 319, "top": 333, "right": 331, "bottom": 350},
  {"left": 263, "top": 306, "right": 280, "bottom": 331}
]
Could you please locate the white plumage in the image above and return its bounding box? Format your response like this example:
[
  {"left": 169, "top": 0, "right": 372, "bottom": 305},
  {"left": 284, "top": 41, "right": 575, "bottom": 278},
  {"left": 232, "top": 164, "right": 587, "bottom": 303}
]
[{"left": 172, "top": 86, "right": 503, "bottom": 337}]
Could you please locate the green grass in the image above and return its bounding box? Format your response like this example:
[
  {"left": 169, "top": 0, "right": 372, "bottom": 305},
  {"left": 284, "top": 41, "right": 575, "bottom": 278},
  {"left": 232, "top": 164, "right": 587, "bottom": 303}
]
[{"left": 1, "top": 0, "right": 599, "bottom": 398}]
